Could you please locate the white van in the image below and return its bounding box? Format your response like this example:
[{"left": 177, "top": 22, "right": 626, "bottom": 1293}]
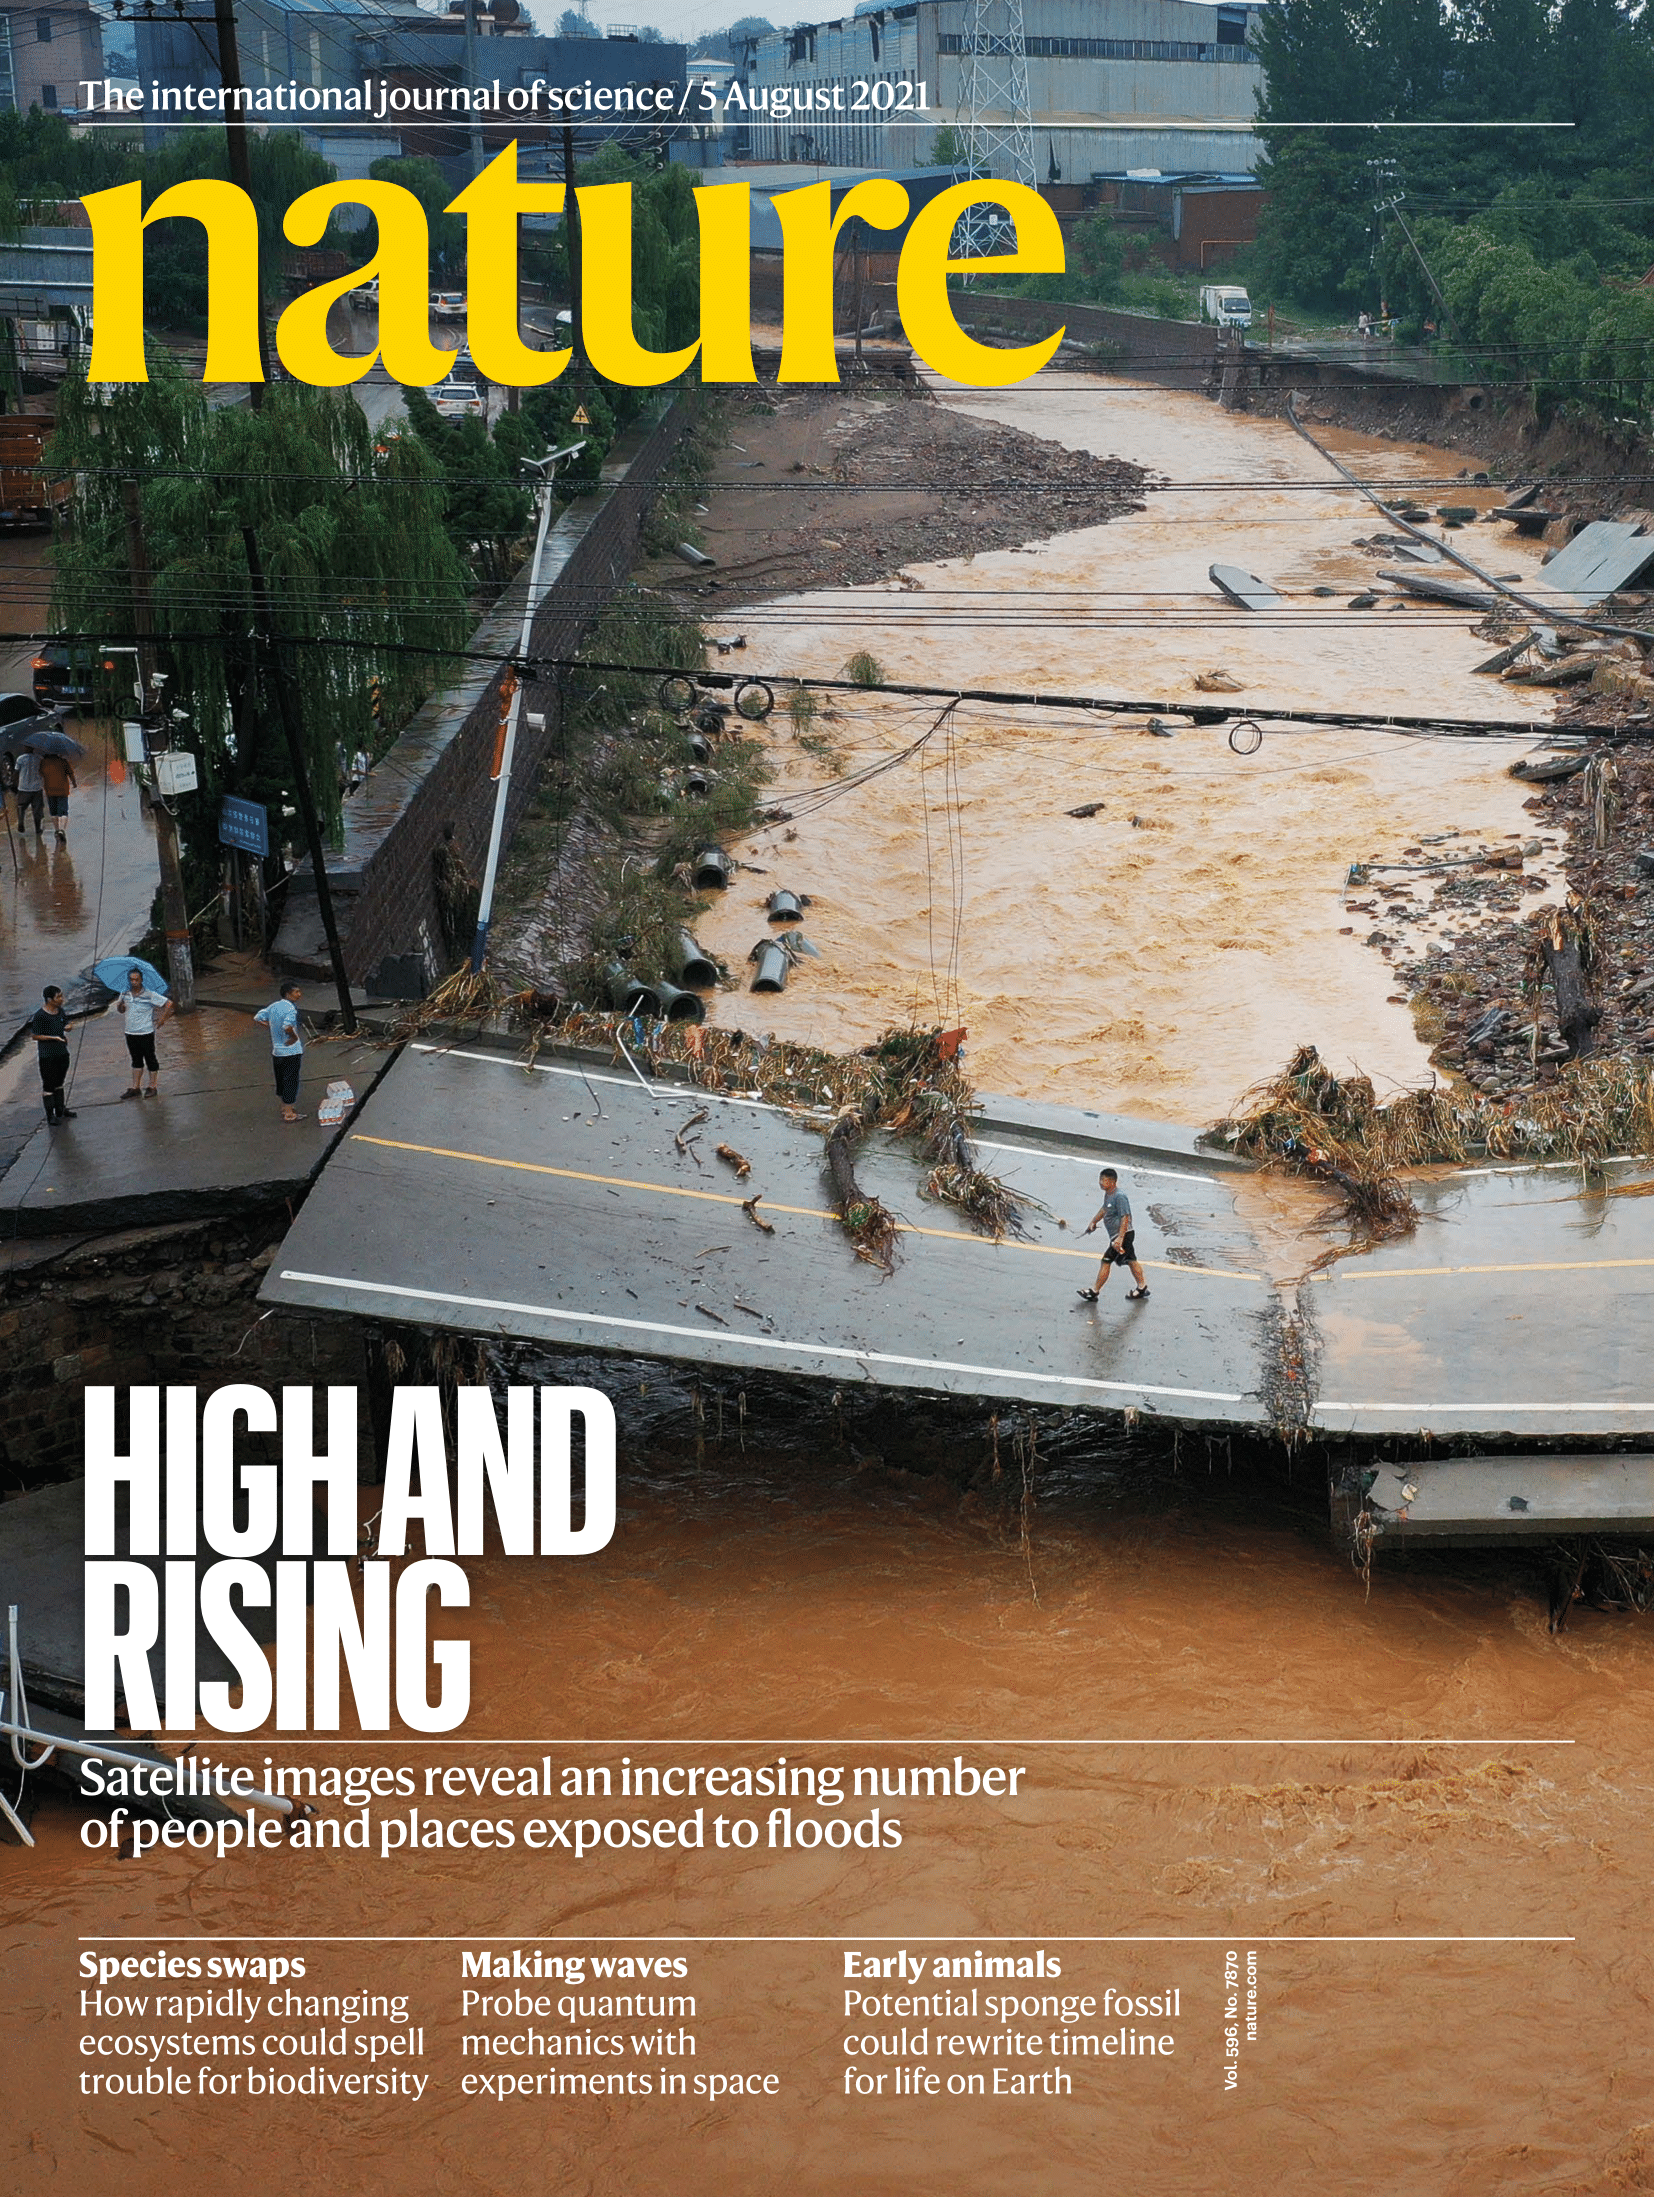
[{"left": 1199, "top": 284, "right": 1252, "bottom": 327}]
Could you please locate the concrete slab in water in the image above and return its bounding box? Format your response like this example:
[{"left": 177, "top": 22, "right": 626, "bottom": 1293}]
[
  {"left": 1363, "top": 1453, "right": 1654, "bottom": 1541},
  {"left": 1526, "top": 521, "right": 1654, "bottom": 605},
  {"left": 261, "top": 1039, "right": 1278, "bottom": 1428}
]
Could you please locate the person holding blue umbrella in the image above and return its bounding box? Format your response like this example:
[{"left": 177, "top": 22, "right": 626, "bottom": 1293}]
[{"left": 116, "top": 963, "right": 174, "bottom": 1099}]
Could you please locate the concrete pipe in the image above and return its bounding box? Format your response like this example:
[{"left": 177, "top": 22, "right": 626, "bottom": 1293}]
[
  {"left": 654, "top": 980, "right": 707, "bottom": 1025},
  {"left": 684, "top": 767, "right": 717, "bottom": 797},
  {"left": 693, "top": 847, "right": 733, "bottom": 890},
  {"left": 766, "top": 888, "right": 804, "bottom": 923},
  {"left": 750, "top": 938, "right": 790, "bottom": 992},
  {"left": 687, "top": 731, "right": 714, "bottom": 763},
  {"left": 675, "top": 931, "right": 721, "bottom": 988},
  {"left": 605, "top": 963, "right": 664, "bottom": 1017}
]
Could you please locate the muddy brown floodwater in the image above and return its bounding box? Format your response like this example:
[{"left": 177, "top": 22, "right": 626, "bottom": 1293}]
[
  {"left": 5, "top": 1410, "right": 1652, "bottom": 2196},
  {"left": 0, "top": 390, "right": 1639, "bottom": 2197},
  {"left": 694, "top": 379, "right": 1560, "bottom": 1122}
]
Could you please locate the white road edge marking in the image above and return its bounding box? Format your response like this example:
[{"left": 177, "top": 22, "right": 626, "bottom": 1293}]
[{"left": 278, "top": 1270, "right": 1247, "bottom": 1405}]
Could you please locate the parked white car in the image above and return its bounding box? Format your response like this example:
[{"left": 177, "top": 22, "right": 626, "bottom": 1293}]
[
  {"left": 432, "top": 378, "right": 485, "bottom": 420},
  {"left": 430, "top": 290, "right": 467, "bottom": 322}
]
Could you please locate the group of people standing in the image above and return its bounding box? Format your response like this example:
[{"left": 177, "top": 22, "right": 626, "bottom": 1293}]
[{"left": 28, "top": 972, "right": 312, "bottom": 1126}]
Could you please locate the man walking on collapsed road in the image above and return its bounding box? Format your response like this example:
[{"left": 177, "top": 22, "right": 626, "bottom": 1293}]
[
  {"left": 1078, "top": 1166, "right": 1150, "bottom": 1303},
  {"left": 254, "top": 980, "right": 307, "bottom": 1123},
  {"left": 116, "top": 965, "right": 173, "bottom": 1099}
]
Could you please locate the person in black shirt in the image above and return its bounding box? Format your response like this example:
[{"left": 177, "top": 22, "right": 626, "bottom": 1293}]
[{"left": 30, "top": 985, "right": 75, "bottom": 1123}]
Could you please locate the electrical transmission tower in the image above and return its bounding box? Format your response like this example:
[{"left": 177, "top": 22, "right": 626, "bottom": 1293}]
[{"left": 953, "top": 0, "right": 1037, "bottom": 261}]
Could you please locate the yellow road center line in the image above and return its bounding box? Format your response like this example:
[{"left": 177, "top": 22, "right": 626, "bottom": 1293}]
[
  {"left": 347, "top": 1135, "right": 1262, "bottom": 1282},
  {"left": 1342, "top": 1256, "right": 1654, "bottom": 1281}
]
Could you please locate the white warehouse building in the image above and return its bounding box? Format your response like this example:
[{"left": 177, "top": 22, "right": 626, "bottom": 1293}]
[{"left": 737, "top": 0, "right": 1264, "bottom": 181}]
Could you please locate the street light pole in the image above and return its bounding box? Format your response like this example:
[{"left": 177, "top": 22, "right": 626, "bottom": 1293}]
[
  {"left": 120, "top": 478, "right": 196, "bottom": 1011},
  {"left": 469, "top": 443, "right": 584, "bottom": 971}
]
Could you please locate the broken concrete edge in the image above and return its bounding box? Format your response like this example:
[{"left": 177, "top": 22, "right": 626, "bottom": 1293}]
[
  {"left": 383, "top": 1025, "right": 1254, "bottom": 1176},
  {"left": 971, "top": 1091, "right": 1253, "bottom": 1173}
]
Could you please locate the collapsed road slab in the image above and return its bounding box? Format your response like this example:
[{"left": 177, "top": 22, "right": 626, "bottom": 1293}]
[
  {"left": 260, "top": 1040, "right": 1278, "bottom": 1429},
  {"left": 1302, "top": 1158, "right": 1654, "bottom": 1440}
]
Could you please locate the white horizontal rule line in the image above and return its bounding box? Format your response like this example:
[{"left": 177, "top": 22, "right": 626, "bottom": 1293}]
[
  {"left": 158, "top": 1736, "right": 1575, "bottom": 1747},
  {"left": 1315, "top": 1400, "right": 1654, "bottom": 1414},
  {"left": 277, "top": 1270, "right": 1246, "bottom": 1404}
]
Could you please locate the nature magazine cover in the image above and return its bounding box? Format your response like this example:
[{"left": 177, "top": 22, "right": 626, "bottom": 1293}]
[{"left": 2, "top": 1, "right": 1652, "bottom": 2190}]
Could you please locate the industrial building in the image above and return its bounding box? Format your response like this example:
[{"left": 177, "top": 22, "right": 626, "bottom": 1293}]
[
  {"left": 0, "top": 0, "right": 104, "bottom": 116},
  {"left": 737, "top": 0, "right": 1264, "bottom": 182}
]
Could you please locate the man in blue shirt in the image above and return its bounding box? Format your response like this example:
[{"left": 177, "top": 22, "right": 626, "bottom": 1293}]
[
  {"left": 254, "top": 980, "right": 307, "bottom": 1122},
  {"left": 1078, "top": 1166, "right": 1150, "bottom": 1304}
]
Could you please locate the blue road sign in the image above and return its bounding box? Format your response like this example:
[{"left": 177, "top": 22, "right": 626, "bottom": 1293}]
[{"left": 218, "top": 796, "right": 270, "bottom": 858}]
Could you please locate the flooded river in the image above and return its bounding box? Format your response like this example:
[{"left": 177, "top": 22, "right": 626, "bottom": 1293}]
[
  {"left": 5, "top": 1384, "right": 1652, "bottom": 2195},
  {"left": 1, "top": 392, "right": 1639, "bottom": 2197},
  {"left": 695, "top": 381, "right": 1558, "bottom": 1122}
]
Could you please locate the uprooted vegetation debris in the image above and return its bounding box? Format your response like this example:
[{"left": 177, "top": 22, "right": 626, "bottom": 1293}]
[
  {"left": 1218, "top": 1041, "right": 1654, "bottom": 1245},
  {"left": 389, "top": 991, "right": 1031, "bottom": 1269}
]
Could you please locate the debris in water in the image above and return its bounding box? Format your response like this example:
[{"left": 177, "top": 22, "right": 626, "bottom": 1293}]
[{"left": 1209, "top": 564, "right": 1283, "bottom": 612}]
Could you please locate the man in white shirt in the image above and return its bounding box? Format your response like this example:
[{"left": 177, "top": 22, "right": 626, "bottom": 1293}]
[
  {"left": 116, "top": 965, "right": 174, "bottom": 1098},
  {"left": 13, "top": 748, "right": 44, "bottom": 837}
]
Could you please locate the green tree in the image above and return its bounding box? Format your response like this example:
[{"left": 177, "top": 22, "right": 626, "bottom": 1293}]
[{"left": 48, "top": 361, "right": 470, "bottom": 907}]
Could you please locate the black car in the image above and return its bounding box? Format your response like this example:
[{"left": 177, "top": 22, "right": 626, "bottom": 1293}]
[{"left": 31, "top": 643, "right": 139, "bottom": 710}]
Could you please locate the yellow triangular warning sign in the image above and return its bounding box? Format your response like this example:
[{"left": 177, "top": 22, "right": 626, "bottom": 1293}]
[{"left": 571, "top": 404, "right": 591, "bottom": 427}]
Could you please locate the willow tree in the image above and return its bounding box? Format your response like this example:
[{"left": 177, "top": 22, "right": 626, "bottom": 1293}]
[{"left": 50, "top": 348, "right": 470, "bottom": 908}]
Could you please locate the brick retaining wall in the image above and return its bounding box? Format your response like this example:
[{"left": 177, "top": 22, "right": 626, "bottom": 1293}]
[{"left": 272, "top": 395, "right": 696, "bottom": 993}]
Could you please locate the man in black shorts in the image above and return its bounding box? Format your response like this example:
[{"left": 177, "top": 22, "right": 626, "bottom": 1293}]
[
  {"left": 1078, "top": 1166, "right": 1149, "bottom": 1303},
  {"left": 116, "top": 964, "right": 174, "bottom": 1099},
  {"left": 30, "top": 984, "right": 76, "bottom": 1124}
]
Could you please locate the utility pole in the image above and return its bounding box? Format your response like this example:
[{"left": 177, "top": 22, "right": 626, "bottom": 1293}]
[
  {"left": 210, "top": 0, "right": 271, "bottom": 401},
  {"left": 241, "top": 525, "right": 358, "bottom": 1033},
  {"left": 470, "top": 443, "right": 584, "bottom": 970},
  {"left": 562, "top": 126, "right": 583, "bottom": 371},
  {"left": 463, "top": 0, "right": 486, "bottom": 181},
  {"left": 121, "top": 480, "right": 196, "bottom": 1012}
]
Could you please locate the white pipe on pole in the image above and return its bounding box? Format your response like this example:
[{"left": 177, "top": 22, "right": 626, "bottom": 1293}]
[
  {"left": 470, "top": 441, "right": 585, "bottom": 971},
  {"left": 0, "top": 1716, "right": 294, "bottom": 1816}
]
